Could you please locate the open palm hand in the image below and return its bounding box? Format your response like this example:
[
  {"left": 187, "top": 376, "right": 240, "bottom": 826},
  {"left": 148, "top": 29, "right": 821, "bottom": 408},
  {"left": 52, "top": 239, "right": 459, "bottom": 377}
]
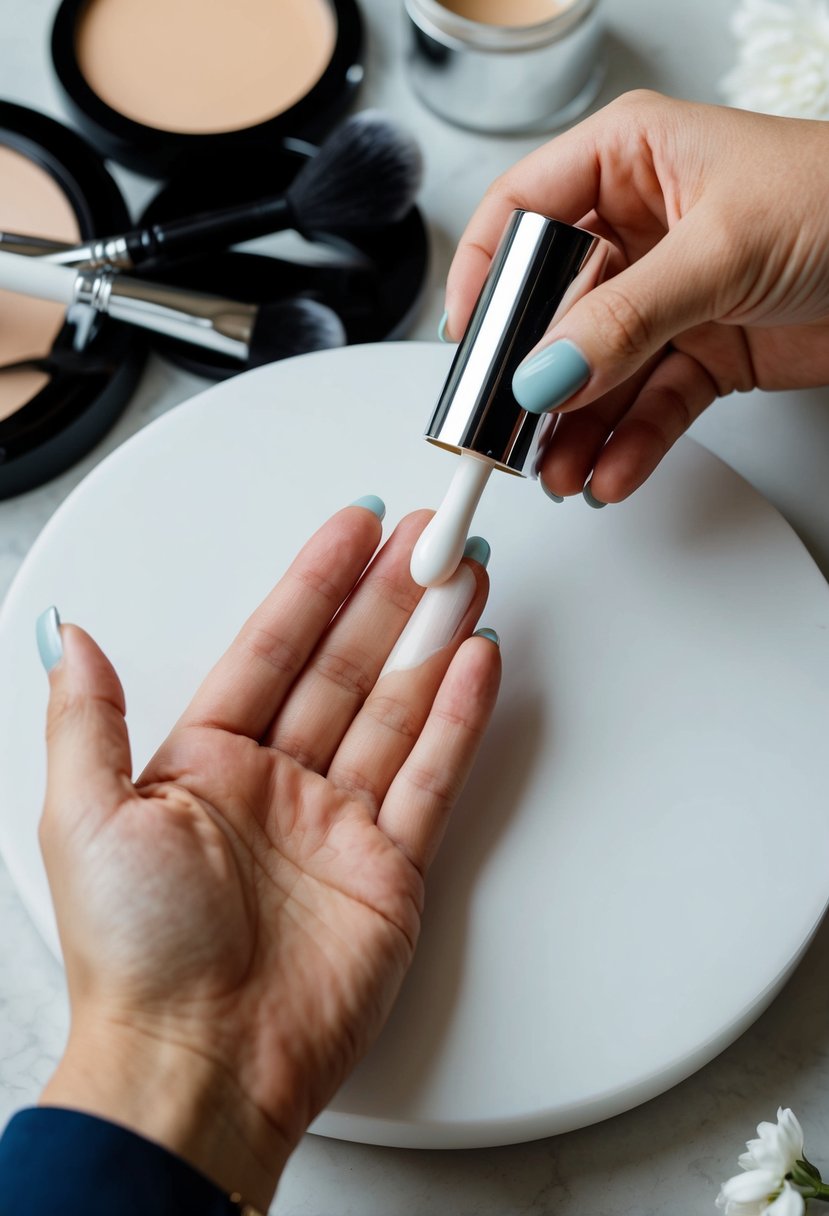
[{"left": 38, "top": 503, "right": 499, "bottom": 1208}]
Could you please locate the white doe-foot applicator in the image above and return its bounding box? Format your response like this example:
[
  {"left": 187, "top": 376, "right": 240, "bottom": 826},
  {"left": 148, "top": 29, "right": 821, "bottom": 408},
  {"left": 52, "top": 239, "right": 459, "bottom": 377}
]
[{"left": 411, "top": 210, "right": 599, "bottom": 588}]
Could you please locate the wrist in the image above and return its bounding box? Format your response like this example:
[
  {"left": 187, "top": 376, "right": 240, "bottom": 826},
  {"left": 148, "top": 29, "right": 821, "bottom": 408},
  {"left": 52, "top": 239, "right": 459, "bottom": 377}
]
[{"left": 40, "top": 1013, "right": 293, "bottom": 1211}]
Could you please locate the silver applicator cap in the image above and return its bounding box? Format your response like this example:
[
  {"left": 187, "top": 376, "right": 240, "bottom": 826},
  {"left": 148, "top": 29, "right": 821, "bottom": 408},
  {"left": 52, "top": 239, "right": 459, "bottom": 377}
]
[{"left": 425, "top": 210, "right": 597, "bottom": 476}]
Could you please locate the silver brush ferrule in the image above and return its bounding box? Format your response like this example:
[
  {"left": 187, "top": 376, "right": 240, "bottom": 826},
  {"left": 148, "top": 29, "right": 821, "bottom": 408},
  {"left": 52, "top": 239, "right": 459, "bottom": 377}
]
[
  {"left": 46, "top": 235, "right": 133, "bottom": 269},
  {"left": 72, "top": 270, "right": 256, "bottom": 359},
  {"left": 0, "top": 232, "right": 133, "bottom": 269},
  {"left": 425, "top": 210, "right": 598, "bottom": 476}
]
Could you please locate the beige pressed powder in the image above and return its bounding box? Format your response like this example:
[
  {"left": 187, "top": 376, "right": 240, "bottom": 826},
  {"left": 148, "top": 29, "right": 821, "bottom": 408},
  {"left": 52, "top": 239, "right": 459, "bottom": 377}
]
[
  {"left": 76, "top": 0, "right": 338, "bottom": 135},
  {"left": 0, "top": 144, "right": 81, "bottom": 421},
  {"left": 438, "top": 0, "right": 575, "bottom": 25}
]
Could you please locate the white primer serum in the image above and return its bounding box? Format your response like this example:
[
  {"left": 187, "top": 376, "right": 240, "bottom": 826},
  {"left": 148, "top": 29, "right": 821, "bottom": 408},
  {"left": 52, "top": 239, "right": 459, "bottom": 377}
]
[{"left": 410, "top": 452, "right": 492, "bottom": 588}]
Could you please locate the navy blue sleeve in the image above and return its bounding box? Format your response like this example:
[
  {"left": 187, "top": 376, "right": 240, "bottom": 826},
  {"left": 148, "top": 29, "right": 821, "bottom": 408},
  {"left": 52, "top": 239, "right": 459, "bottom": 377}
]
[{"left": 0, "top": 1107, "right": 246, "bottom": 1215}]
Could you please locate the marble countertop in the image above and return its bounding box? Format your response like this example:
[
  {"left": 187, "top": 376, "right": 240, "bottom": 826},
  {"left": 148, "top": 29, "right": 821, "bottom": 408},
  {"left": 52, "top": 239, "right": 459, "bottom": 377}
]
[{"left": 1, "top": 0, "right": 828, "bottom": 1212}]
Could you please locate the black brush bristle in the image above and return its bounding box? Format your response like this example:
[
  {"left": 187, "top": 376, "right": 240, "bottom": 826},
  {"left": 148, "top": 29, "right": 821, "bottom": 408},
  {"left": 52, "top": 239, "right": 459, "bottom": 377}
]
[
  {"left": 286, "top": 111, "right": 424, "bottom": 233},
  {"left": 248, "top": 298, "right": 346, "bottom": 367}
]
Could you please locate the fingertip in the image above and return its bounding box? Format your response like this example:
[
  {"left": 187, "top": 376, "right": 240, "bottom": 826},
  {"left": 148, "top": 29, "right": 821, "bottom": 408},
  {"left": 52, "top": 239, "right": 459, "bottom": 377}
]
[
  {"left": 473, "top": 627, "right": 500, "bottom": 646},
  {"left": 539, "top": 478, "right": 564, "bottom": 504},
  {"left": 457, "top": 625, "right": 502, "bottom": 701},
  {"left": 512, "top": 339, "right": 592, "bottom": 415},
  {"left": 462, "top": 535, "right": 491, "bottom": 570},
  {"left": 36, "top": 606, "right": 63, "bottom": 674},
  {"left": 59, "top": 623, "right": 127, "bottom": 715},
  {"left": 349, "top": 494, "right": 386, "bottom": 522}
]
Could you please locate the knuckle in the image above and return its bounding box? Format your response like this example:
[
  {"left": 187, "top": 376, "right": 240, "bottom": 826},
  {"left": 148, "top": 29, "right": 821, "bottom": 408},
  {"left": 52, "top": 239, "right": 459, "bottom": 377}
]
[
  {"left": 315, "top": 649, "right": 374, "bottom": 701},
  {"left": 483, "top": 171, "right": 517, "bottom": 205},
  {"left": 613, "top": 87, "right": 662, "bottom": 114},
  {"left": 638, "top": 385, "right": 693, "bottom": 443},
  {"left": 271, "top": 733, "right": 317, "bottom": 770},
  {"left": 371, "top": 572, "right": 422, "bottom": 616},
  {"left": 433, "top": 704, "right": 485, "bottom": 739},
  {"left": 246, "top": 626, "right": 303, "bottom": 678},
  {"left": 45, "top": 687, "right": 77, "bottom": 745},
  {"left": 365, "top": 694, "right": 420, "bottom": 739},
  {"left": 292, "top": 564, "right": 341, "bottom": 603},
  {"left": 405, "top": 763, "right": 459, "bottom": 815},
  {"left": 590, "top": 287, "right": 652, "bottom": 361},
  {"left": 332, "top": 766, "right": 377, "bottom": 806}
]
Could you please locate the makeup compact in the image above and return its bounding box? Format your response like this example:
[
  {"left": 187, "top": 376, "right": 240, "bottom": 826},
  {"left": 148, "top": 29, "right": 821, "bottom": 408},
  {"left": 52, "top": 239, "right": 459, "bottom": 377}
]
[
  {"left": 404, "top": 0, "right": 604, "bottom": 133},
  {"left": 51, "top": 0, "right": 364, "bottom": 175},
  {"left": 0, "top": 101, "right": 144, "bottom": 500}
]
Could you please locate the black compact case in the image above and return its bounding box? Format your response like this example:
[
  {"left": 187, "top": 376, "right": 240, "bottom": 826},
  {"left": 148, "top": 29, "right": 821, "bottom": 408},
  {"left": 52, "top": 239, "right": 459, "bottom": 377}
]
[
  {"left": 51, "top": 0, "right": 364, "bottom": 176},
  {"left": 0, "top": 101, "right": 145, "bottom": 499}
]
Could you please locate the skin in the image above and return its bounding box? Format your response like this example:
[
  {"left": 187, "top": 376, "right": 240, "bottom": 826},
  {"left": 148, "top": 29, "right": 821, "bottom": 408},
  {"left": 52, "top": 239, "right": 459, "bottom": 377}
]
[
  {"left": 37, "top": 504, "right": 500, "bottom": 1211},
  {"left": 444, "top": 91, "right": 829, "bottom": 503}
]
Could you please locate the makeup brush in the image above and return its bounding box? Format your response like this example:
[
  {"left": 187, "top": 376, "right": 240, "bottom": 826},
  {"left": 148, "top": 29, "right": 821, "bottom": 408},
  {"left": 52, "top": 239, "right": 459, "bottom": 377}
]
[
  {"left": 0, "top": 251, "right": 345, "bottom": 366},
  {"left": 8, "top": 112, "right": 423, "bottom": 273}
]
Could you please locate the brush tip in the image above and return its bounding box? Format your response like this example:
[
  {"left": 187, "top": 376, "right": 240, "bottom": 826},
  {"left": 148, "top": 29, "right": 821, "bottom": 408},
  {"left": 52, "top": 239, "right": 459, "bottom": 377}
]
[
  {"left": 287, "top": 111, "right": 423, "bottom": 233},
  {"left": 248, "top": 297, "right": 346, "bottom": 366}
]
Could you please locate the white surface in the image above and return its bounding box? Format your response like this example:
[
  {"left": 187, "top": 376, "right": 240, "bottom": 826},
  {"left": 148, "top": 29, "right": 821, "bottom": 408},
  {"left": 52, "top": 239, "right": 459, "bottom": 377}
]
[
  {"left": 1, "top": 0, "right": 829, "bottom": 1210},
  {"left": 1, "top": 343, "right": 828, "bottom": 1151}
]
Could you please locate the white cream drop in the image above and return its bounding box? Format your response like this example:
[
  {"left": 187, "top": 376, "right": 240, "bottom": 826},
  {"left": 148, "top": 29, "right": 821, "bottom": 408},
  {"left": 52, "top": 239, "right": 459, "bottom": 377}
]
[{"left": 410, "top": 452, "right": 493, "bottom": 588}]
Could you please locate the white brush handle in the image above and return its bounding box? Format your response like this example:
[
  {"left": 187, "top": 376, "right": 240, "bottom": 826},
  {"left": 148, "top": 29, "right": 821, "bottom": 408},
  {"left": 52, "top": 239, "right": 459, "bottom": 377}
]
[{"left": 0, "top": 250, "right": 77, "bottom": 304}]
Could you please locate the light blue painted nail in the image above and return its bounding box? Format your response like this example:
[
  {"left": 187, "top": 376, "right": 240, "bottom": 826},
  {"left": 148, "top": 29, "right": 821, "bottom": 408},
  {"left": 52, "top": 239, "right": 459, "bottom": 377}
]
[
  {"left": 350, "top": 494, "right": 386, "bottom": 521},
  {"left": 474, "top": 627, "right": 500, "bottom": 646},
  {"left": 437, "top": 311, "right": 452, "bottom": 344},
  {"left": 36, "top": 606, "right": 62, "bottom": 672},
  {"left": 512, "top": 339, "right": 591, "bottom": 415},
  {"left": 540, "top": 481, "right": 564, "bottom": 504},
  {"left": 582, "top": 482, "right": 606, "bottom": 509},
  {"left": 463, "top": 535, "right": 491, "bottom": 569}
]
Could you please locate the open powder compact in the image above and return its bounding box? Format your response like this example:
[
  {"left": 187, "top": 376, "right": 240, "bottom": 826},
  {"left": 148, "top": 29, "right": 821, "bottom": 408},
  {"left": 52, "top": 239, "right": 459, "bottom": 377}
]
[
  {"left": 0, "top": 101, "right": 144, "bottom": 499},
  {"left": 51, "top": 0, "right": 364, "bottom": 174}
]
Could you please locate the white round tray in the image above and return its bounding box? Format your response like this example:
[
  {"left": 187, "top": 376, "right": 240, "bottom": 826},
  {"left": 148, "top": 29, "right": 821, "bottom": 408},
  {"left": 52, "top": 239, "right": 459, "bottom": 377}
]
[{"left": 1, "top": 343, "right": 828, "bottom": 1149}]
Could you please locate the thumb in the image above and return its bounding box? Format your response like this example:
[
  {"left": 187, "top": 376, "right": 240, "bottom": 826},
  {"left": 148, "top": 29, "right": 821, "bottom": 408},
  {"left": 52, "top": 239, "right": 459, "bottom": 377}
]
[
  {"left": 37, "top": 607, "right": 133, "bottom": 839},
  {"left": 512, "top": 212, "right": 724, "bottom": 415}
]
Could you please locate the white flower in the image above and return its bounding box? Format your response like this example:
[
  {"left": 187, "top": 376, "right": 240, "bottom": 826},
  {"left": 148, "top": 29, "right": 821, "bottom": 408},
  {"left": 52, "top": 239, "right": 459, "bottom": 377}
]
[
  {"left": 739, "top": 1109, "right": 806, "bottom": 1177},
  {"left": 716, "top": 1174, "right": 805, "bottom": 1216},
  {"left": 721, "top": 0, "right": 829, "bottom": 119},
  {"left": 716, "top": 1110, "right": 808, "bottom": 1215}
]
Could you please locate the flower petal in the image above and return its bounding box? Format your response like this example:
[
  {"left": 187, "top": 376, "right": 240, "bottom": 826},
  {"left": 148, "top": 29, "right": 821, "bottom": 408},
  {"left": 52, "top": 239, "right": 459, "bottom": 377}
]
[
  {"left": 740, "top": 1138, "right": 787, "bottom": 1174},
  {"left": 716, "top": 1183, "right": 766, "bottom": 1215},
  {"left": 775, "top": 1109, "right": 805, "bottom": 1167},
  {"left": 765, "top": 1181, "right": 805, "bottom": 1216},
  {"left": 720, "top": 1170, "right": 782, "bottom": 1204}
]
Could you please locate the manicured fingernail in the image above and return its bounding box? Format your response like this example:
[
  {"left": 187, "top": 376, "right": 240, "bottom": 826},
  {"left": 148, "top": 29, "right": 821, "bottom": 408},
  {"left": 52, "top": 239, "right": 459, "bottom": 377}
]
[
  {"left": 438, "top": 310, "right": 452, "bottom": 343},
  {"left": 512, "top": 339, "right": 591, "bottom": 414},
  {"left": 474, "top": 627, "right": 500, "bottom": 646},
  {"left": 351, "top": 494, "right": 386, "bottom": 521},
  {"left": 380, "top": 565, "right": 476, "bottom": 677},
  {"left": 463, "top": 535, "right": 491, "bottom": 569},
  {"left": 36, "top": 606, "right": 62, "bottom": 672},
  {"left": 582, "top": 482, "right": 606, "bottom": 509},
  {"left": 540, "top": 481, "right": 564, "bottom": 504}
]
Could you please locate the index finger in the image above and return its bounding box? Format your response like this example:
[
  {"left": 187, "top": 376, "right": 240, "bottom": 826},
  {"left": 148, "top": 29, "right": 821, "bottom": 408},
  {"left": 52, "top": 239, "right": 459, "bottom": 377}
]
[{"left": 174, "top": 501, "right": 384, "bottom": 740}]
